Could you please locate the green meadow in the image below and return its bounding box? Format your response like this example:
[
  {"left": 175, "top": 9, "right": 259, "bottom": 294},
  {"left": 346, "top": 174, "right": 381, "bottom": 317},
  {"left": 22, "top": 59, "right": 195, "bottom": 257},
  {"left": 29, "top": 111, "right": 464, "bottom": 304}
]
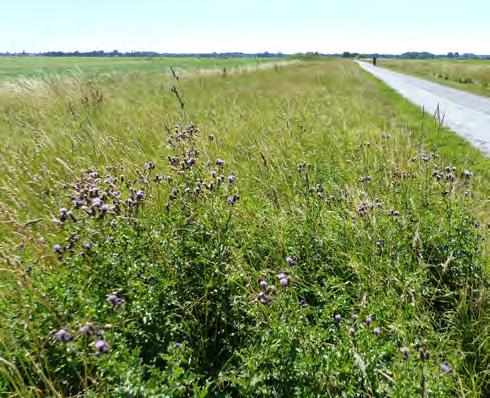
[
  {"left": 0, "top": 56, "right": 279, "bottom": 80},
  {"left": 0, "top": 59, "right": 488, "bottom": 396}
]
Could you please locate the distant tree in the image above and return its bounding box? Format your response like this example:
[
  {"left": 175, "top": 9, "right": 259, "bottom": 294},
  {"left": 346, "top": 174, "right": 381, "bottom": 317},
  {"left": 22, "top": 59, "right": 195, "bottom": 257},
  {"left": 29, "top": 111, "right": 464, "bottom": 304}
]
[{"left": 447, "top": 52, "right": 453, "bottom": 58}]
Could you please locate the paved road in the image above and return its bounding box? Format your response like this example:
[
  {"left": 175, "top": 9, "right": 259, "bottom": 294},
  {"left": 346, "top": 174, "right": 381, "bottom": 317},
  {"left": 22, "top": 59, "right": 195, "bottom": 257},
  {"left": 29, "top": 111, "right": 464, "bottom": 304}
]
[{"left": 356, "top": 61, "right": 490, "bottom": 155}]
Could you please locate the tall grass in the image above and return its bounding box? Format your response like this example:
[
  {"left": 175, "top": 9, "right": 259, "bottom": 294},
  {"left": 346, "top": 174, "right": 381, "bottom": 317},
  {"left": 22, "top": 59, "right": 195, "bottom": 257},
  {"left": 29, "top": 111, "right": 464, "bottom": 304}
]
[{"left": 0, "top": 60, "right": 488, "bottom": 396}]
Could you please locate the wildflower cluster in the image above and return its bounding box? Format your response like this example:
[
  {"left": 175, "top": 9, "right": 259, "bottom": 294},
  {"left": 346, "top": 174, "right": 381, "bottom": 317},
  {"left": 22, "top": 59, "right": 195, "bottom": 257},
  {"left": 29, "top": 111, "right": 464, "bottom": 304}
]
[
  {"left": 257, "top": 257, "right": 295, "bottom": 305},
  {"left": 54, "top": 324, "right": 109, "bottom": 355},
  {"left": 51, "top": 124, "right": 240, "bottom": 257},
  {"left": 431, "top": 163, "right": 472, "bottom": 183}
]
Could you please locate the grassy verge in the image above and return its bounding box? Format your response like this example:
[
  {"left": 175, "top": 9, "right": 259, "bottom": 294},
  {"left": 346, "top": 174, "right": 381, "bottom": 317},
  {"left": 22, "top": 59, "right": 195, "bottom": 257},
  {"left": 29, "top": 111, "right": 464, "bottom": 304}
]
[
  {"left": 0, "top": 60, "right": 488, "bottom": 396},
  {"left": 378, "top": 59, "right": 490, "bottom": 97}
]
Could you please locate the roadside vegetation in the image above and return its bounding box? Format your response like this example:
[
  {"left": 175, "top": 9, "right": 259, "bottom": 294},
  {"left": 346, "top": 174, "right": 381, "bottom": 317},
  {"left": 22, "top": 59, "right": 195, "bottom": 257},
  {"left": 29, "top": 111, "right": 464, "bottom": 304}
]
[
  {"left": 379, "top": 59, "right": 490, "bottom": 97},
  {"left": 0, "top": 59, "right": 488, "bottom": 396}
]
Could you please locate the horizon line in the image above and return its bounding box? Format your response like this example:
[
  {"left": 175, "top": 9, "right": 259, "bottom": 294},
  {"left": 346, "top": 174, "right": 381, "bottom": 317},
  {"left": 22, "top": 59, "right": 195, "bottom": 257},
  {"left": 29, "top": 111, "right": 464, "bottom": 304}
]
[{"left": 1, "top": 50, "right": 490, "bottom": 57}]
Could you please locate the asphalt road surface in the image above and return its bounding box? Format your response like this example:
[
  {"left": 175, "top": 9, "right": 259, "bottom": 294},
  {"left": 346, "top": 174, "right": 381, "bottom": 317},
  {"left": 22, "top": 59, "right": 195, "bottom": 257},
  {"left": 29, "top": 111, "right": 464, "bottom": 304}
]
[{"left": 357, "top": 61, "right": 490, "bottom": 155}]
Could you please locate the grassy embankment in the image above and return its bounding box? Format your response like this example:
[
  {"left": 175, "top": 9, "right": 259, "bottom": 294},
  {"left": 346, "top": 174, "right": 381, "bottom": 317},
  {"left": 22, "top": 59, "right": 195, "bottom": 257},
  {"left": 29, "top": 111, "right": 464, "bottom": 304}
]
[
  {"left": 379, "top": 59, "right": 490, "bottom": 97},
  {"left": 0, "top": 59, "right": 488, "bottom": 396}
]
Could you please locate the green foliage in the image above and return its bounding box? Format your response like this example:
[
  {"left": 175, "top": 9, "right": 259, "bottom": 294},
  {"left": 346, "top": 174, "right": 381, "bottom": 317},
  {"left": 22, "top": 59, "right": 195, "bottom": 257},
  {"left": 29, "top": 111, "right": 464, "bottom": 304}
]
[{"left": 0, "top": 60, "right": 488, "bottom": 396}]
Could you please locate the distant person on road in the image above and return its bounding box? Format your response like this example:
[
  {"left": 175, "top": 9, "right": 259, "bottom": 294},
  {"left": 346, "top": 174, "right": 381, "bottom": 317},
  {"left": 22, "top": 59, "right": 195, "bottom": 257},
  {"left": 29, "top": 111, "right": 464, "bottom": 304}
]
[{"left": 373, "top": 57, "right": 377, "bottom": 66}]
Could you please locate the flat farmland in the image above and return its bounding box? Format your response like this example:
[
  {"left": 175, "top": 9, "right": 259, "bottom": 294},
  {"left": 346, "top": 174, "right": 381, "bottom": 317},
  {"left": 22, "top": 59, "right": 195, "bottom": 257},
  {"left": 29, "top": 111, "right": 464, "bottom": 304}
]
[{"left": 0, "top": 56, "right": 281, "bottom": 80}]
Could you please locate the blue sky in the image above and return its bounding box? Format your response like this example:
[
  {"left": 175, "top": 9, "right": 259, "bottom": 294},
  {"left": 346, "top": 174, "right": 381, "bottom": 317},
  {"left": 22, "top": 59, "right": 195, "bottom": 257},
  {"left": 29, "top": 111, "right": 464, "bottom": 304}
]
[{"left": 1, "top": 0, "right": 489, "bottom": 54}]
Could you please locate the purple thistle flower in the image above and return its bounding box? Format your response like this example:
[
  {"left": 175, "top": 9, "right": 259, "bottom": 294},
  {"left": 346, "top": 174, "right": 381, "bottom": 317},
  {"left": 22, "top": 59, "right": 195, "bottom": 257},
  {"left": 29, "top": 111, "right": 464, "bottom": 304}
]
[
  {"left": 299, "top": 299, "right": 308, "bottom": 307},
  {"left": 258, "top": 278, "right": 268, "bottom": 290},
  {"left": 60, "top": 210, "right": 69, "bottom": 222},
  {"left": 144, "top": 162, "right": 155, "bottom": 170},
  {"left": 401, "top": 347, "right": 409, "bottom": 360},
  {"left": 184, "top": 187, "right": 191, "bottom": 195},
  {"left": 419, "top": 347, "right": 430, "bottom": 361},
  {"left": 53, "top": 244, "right": 62, "bottom": 253},
  {"left": 366, "top": 315, "right": 372, "bottom": 326},
  {"left": 352, "top": 313, "right": 358, "bottom": 322},
  {"left": 99, "top": 204, "right": 111, "bottom": 213},
  {"left": 95, "top": 339, "right": 109, "bottom": 354},
  {"left": 210, "top": 170, "right": 217, "bottom": 178},
  {"left": 285, "top": 256, "right": 296, "bottom": 265},
  {"left": 155, "top": 175, "right": 164, "bottom": 182},
  {"left": 106, "top": 294, "right": 117, "bottom": 302},
  {"left": 216, "top": 159, "right": 225, "bottom": 166},
  {"left": 440, "top": 361, "right": 452, "bottom": 374},
  {"left": 349, "top": 327, "right": 356, "bottom": 336},
  {"left": 445, "top": 173, "right": 455, "bottom": 181},
  {"left": 444, "top": 165, "right": 451, "bottom": 173},
  {"left": 55, "top": 327, "right": 74, "bottom": 343},
  {"left": 106, "top": 294, "right": 125, "bottom": 309},
  {"left": 83, "top": 242, "right": 92, "bottom": 250},
  {"left": 334, "top": 314, "right": 341, "bottom": 323},
  {"left": 227, "top": 196, "right": 236, "bottom": 206},
  {"left": 174, "top": 342, "right": 183, "bottom": 349},
  {"left": 373, "top": 327, "right": 381, "bottom": 336},
  {"left": 228, "top": 173, "right": 235, "bottom": 183},
  {"left": 277, "top": 272, "right": 286, "bottom": 280},
  {"left": 135, "top": 190, "right": 144, "bottom": 201},
  {"left": 80, "top": 324, "right": 95, "bottom": 336},
  {"left": 279, "top": 277, "right": 290, "bottom": 287},
  {"left": 92, "top": 197, "right": 102, "bottom": 208},
  {"left": 258, "top": 291, "right": 272, "bottom": 305}
]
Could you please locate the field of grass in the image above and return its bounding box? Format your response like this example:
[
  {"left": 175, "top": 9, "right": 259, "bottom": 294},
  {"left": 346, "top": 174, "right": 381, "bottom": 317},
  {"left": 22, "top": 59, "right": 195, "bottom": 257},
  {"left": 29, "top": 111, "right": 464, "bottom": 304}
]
[
  {"left": 0, "top": 56, "right": 280, "bottom": 80},
  {"left": 0, "top": 59, "right": 488, "bottom": 396},
  {"left": 379, "top": 59, "right": 490, "bottom": 97}
]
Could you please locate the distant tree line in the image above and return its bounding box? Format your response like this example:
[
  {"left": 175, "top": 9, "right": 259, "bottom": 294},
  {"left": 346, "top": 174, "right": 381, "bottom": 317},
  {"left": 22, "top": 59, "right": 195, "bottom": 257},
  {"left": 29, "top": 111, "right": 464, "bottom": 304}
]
[
  {"left": 0, "top": 50, "right": 286, "bottom": 58},
  {"left": 340, "top": 51, "right": 490, "bottom": 60},
  {"left": 0, "top": 50, "right": 489, "bottom": 59}
]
